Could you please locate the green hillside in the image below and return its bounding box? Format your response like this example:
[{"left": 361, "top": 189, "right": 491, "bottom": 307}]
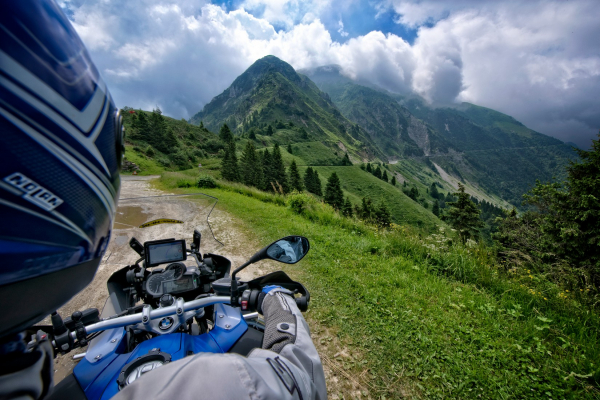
[
  {"left": 121, "top": 107, "right": 222, "bottom": 173},
  {"left": 310, "top": 165, "right": 442, "bottom": 230}
]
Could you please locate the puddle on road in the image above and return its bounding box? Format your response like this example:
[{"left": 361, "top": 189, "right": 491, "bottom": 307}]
[{"left": 114, "top": 205, "right": 149, "bottom": 229}]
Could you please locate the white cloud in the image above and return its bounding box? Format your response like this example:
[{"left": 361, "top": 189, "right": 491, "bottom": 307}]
[
  {"left": 408, "top": 1, "right": 600, "bottom": 146},
  {"left": 337, "top": 19, "right": 348, "bottom": 37},
  {"left": 62, "top": 0, "right": 600, "bottom": 147}
]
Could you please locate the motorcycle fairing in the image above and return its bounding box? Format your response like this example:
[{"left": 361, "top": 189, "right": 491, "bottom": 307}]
[{"left": 73, "top": 304, "right": 248, "bottom": 400}]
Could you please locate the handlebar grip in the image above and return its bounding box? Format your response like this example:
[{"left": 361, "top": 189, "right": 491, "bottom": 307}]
[{"left": 295, "top": 296, "right": 308, "bottom": 312}]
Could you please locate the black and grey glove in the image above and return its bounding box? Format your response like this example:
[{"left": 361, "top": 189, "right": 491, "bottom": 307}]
[{"left": 260, "top": 286, "right": 297, "bottom": 354}]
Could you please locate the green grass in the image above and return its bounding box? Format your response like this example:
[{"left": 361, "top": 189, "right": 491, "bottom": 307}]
[
  {"left": 155, "top": 177, "right": 600, "bottom": 399},
  {"left": 290, "top": 141, "right": 343, "bottom": 165}
]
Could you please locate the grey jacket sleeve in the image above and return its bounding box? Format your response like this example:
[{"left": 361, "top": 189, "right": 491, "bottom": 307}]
[{"left": 114, "top": 292, "right": 327, "bottom": 400}]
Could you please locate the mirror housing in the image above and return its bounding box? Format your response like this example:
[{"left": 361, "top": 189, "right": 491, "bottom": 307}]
[
  {"left": 192, "top": 229, "right": 201, "bottom": 252},
  {"left": 230, "top": 236, "right": 310, "bottom": 305}
]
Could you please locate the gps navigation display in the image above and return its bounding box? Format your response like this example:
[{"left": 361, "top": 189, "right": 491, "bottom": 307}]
[{"left": 145, "top": 239, "right": 186, "bottom": 266}]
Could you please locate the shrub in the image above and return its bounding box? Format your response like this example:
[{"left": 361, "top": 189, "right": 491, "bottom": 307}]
[
  {"left": 176, "top": 179, "right": 194, "bottom": 188},
  {"left": 287, "top": 191, "right": 314, "bottom": 214},
  {"left": 197, "top": 175, "right": 218, "bottom": 189},
  {"left": 157, "top": 157, "right": 170, "bottom": 167}
]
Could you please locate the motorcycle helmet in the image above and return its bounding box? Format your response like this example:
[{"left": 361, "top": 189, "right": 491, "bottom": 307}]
[{"left": 0, "top": 0, "right": 123, "bottom": 337}]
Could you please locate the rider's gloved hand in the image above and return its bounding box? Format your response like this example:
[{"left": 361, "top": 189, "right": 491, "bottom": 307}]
[
  {"left": 257, "top": 285, "right": 293, "bottom": 315},
  {"left": 259, "top": 285, "right": 298, "bottom": 354}
]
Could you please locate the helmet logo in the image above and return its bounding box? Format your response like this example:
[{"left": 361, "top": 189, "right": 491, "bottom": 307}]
[{"left": 3, "top": 172, "right": 64, "bottom": 211}]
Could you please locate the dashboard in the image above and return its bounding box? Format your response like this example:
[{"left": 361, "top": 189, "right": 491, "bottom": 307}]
[{"left": 144, "top": 262, "right": 199, "bottom": 297}]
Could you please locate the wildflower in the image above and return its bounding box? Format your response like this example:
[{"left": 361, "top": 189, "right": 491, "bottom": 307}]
[
  {"left": 544, "top": 298, "right": 547, "bottom": 300},
  {"left": 566, "top": 290, "right": 569, "bottom": 292}
]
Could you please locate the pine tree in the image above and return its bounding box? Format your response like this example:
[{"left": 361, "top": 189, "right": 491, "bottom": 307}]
[
  {"left": 391, "top": 176, "right": 396, "bottom": 186},
  {"left": 162, "top": 127, "right": 178, "bottom": 154},
  {"left": 304, "top": 167, "right": 322, "bottom": 196},
  {"left": 382, "top": 170, "right": 388, "bottom": 182},
  {"left": 266, "top": 125, "right": 274, "bottom": 136},
  {"left": 288, "top": 160, "right": 303, "bottom": 192},
  {"left": 324, "top": 172, "right": 344, "bottom": 210},
  {"left": 342, "top": 197, "right": 353, "bottom": 217},
  {"left": 270, "top": 144, "right": 289, "bottom": 193},
  {"left": 430, "top": 182, "right": 440, "bottom": 199},
  {"left": 221, "top": 141, "right": 239, "bottom": 182},
  {"left": 304, "top": 167, "right": 314, "bottom": 194},
  {"left": 341, "top": 153, "right": 352, "bottom": 166},
  {"left": 240, "top": 141, "right": 259, "bottom": 187},
  {"left": 373, "top": 166, "right": 382, "bottom": 179},
  {"left": 444, "top": 183, "right": 483, "bottom": 243},
  {"left": 359, "top": 197, "right": 374, "bottom": 221},
  {"left": 287, "top": 144, "right": 293, "bottom": 154},
  {"left": 432, "top": 200, "right": 440, "bottom": 217},
  {"left": 366, "top": 163, "right": 372, "bottom": 173},
  {"left": 219, "top": 124, "right": 234, "bottom": 143},
  {"left": 261, "top": 149, "right": 273, "bottom": 191},
  {"left": 313, "top": 170, "right": 323, "bottom": 196},
  {"left": 374, "top": 201, "right": 391, "bottom": 228},
  {"left": 149, "top": 108, "right": 167, "bottom": 150}
]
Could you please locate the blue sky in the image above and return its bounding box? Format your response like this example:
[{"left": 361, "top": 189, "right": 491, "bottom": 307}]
[{"left": 62, "top": 0, "right": 600, "bottom": 148}]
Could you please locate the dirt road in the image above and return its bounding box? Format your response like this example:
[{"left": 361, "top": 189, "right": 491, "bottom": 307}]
[{"left": 50, "top": 176, "right": 280, "bottom": 382}]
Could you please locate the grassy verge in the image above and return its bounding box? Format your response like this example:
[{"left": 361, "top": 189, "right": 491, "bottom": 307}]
[{"left": 155, "top": 175, "right": 600, "bottom": 399}]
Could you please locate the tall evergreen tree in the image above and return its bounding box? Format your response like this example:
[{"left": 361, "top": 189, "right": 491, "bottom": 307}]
[
  {"left": 288, "top": 160, "right": 303, "bottom": 192},
  {"left": 341, "top": 153, "right": 352, "bottom": 166},
  {"left": 359, "top": 197, "right": 374, "bottom": 221},
  {"left": 324, "top": 172, "right": 344, "bottom": 210},
  {"left": 313, "top": 170, "right": 323, "bottom": 197},
  {"left": 149, "top": 108, "right": 167, "bottom": 149},
  {"left": 432, "top": 200, "right": 440, "bottom": 217},
  {"left": 304, "top": 167, "right": 314, "bottom": 194},
  {"left": 342, "top": 197, "right": 353, "bottom": 217},
  {"left": 287, "top": 144, "right": 293, "bottom": 154},
  {"left": 161, "top": 127, "right": 178, "bottom": 154},
  {"left": 240, "top": 141, "right": 259, "bottom": 186},
  {"left": 391, "top": 176, "right": 396, "bottom": 186},
  {"left": 304, "top": 167, "right": 322, "bottom": 196},
  {"left": 382, "top": 170, "right": 388, "bottom": 182},
  {"left": 219, "top": 124, "right": 234, "bottom": 143},
  {"left": 266, "top": 125, "right": 274, "bottom": 136},
  {"left": 373, "top": 165, "right": 382, "bottom": 179},
  {"left": 375, "top": 201, "right": 392, "bottom": 228},
  {"left": 444, "top": 183, "right": 483, "bottom": 243},
  {"left": 221, "top": 141, "right": 240, "bottom": 182},
  {"left": 366, "top": 163, "right": 372, "bottom": 173},
  {"left": 270, "top": 144, "right": 289, "bottom": 193},
  {"left": 261, "top": 149, "right": 273, "bottom": 191},
  {"left": 430, "top": 182, "right": 440, "bottom": 199}
]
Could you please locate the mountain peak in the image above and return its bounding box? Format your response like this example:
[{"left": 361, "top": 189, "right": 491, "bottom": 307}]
[{"left": 234, "top": 55, "right": 300, "bottom": 90}]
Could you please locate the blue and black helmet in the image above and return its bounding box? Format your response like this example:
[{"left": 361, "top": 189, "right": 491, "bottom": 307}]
[{"left": 0, "top": 0, "right": 123, "bottom": 336}]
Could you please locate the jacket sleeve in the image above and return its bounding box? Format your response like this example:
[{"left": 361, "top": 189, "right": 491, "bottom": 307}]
[{"left": 114, "top": 293, "right": 327, "bottom": 400}]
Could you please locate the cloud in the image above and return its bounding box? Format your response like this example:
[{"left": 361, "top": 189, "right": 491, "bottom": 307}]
[
  {"left": 62, "top": 0, "right": 600, "bottom": 148},
  {"left": 407, "top": 1, "right": 600, "bottom": 147},
  {"left": 337, "top": 19, "right": 348, "bottom": 37}
]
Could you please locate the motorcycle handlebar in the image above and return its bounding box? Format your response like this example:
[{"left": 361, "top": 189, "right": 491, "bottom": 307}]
[{"left": 72, "top": 296, "right": 231, "bottom": 338}]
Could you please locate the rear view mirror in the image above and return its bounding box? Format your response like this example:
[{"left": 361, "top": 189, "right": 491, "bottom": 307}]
[{"left": 266, "top": 236, "right": 310, "bottom": 264}]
